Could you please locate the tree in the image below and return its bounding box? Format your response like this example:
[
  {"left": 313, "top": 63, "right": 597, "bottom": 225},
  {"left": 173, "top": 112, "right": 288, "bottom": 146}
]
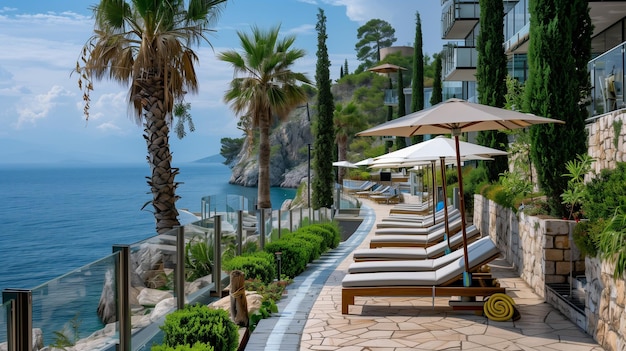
[
  {"left": 430, "top": 53, "right": 443, "bottom": 106},
  {"left": 344, "top": 59, "right": 349, "bottom": 76},
  {"left": 525, "top": 0, "right": 591, "bottom": 217},
  {"left": 355, "top": 19, "right": 396, "bottom": 73},
  {"left": 313, "top": 8, "right": 335, "bottom": 209},
  {"left": 219, "top": 26, "right": 311, "bottom": 209},
  {"left": 173, "top": 102, "right": 195, "bottom": 139},
  {"left": 475, "top": 0, "right": 509, "bottom": 183},
  {"left": 395, "top": 69, "right": 407, "bottom": 149},
  {"left": 334, "top": 102, "right": 364, "bottom": 184},
  {"left": 76, "top": 0, "right": 226, "bottom": 234},
  {"left": 220, "top": 137, "right": 245, "bottom": 166},
  {"left": 410, "top": 12, "right": 424, "bottom": 145}
]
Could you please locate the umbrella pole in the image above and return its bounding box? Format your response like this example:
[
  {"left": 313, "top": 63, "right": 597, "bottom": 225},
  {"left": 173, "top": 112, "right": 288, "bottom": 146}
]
[
  {"left": 430, "top": 160, "right": 436, "bottom": 224},
  {"left": 439, "top": 157, "right": 451, "bottom": 249},
  {"left": 453, "top": 133, "right": 471, "bottom": 286}
]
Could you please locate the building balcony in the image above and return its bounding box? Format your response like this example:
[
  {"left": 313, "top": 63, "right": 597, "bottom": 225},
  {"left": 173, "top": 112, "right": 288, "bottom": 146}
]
[
  {"left": 441, "top": 0, "right": 480, "bottom": 40},
  {"left": 442, "top": 45, "right": 477, "bottom": 82}
]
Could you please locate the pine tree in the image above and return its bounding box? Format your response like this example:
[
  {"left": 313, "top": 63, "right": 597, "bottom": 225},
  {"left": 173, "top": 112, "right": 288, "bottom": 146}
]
[
  {"left": 312, "top": 8, "right": 335, "bottom": 209},
  {"left": 395, "top": 70, "right": 407, "bottom": 149},
  {"left": 475, "top": 0, "right": 509, "bottom": 182},
  {"left": 525, "top": 0, "right": 591, "bottom": 217},
  {"left": 410, "top": 12, "right": 424, "bottom": 144}
]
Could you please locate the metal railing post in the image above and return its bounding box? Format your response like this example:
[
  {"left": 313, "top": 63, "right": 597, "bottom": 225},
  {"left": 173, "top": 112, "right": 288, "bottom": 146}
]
[
  {"left": 213, "top": 216, "right": 222, "bottom": 296},
  {"left": 176, "top": 226, "right": 185, "bottom": 310},
  {"left": 113, "top": 245, "right": 131, "bottom": 351},
  {"left": 2, "top": 289, "right": 32, "bottom": 351},
  {"left": 289, "top": 209, "right": 293, "bottom": 232},
  {"left": 237, "top": 210, "right": 243, "bottom": 256}
]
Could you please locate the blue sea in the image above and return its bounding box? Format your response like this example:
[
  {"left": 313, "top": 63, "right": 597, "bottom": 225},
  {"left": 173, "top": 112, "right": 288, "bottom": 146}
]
[{"left": 0, "top": 162, "right": 296, "bottom": 292}]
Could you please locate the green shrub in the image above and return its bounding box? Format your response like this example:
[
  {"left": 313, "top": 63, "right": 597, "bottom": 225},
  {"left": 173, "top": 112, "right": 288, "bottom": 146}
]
[
  {"left": 584, "top": 162, "right": 626, "bottom": 221},
  {"left": 287, "top": 232, "right": 324, "bottom": 261},
  {"left": 463, "top": 166, "right": 489, "bottom": 212},
  {"left": 223, "top": 252, "right": 276, "bottom": 284},
  {"left": 303, "top": 223, "right": 341, "bottom": 249},
  {"left": 185, "top": 237, "right": 213, "bottom": 282},
  {"left": 152, "top": 343, "right": 214, "bottom": 351},
  {"left": 160, "top": 305, "right": 238, "bottom": 351},
  {"left": 597, "top": 209, "right": 626, "bottom": 278},
  {"left": 264, "top": 239, "right": 309, "bottom": 278},
  {"left": 572, "top": 220, "right": 600, "bottom": 257}
]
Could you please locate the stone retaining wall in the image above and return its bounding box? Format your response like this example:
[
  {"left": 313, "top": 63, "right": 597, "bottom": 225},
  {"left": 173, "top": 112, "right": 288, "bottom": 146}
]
[
  {"left": 587, "top": 109, "right": 625, "bottom": 176},
  {"left": 474, "top": 194, "right": 626, "bottom": 351}
]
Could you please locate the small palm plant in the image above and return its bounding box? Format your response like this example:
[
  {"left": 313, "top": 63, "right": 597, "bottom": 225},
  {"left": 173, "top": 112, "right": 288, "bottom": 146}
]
[{"left": 560, "top": 153, "right": 595, "bottom": 220}]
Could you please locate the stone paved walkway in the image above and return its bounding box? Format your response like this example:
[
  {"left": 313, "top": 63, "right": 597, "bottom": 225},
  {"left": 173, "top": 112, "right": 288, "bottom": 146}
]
[{"left": 247, "top": 199, "right": 604, "bottom": 351}]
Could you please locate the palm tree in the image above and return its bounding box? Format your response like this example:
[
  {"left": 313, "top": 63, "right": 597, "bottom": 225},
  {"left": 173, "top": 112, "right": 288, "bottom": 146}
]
[
  {"left": 334, "top": 101, "right": 363, "bottom": 184},
  {"left": 76, "top": 0, "right": 226, "bottom": 234},
  {"left": 218, "top": 26, "right": 311, "bottom": 209}
]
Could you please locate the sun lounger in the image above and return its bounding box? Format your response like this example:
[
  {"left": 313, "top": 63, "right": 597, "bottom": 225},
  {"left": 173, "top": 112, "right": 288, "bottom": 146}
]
[
  {"left": 370, "top": 221, "right": 476, "bottom": 249},
  {"left": 349, "top": 236, "right": 493, "bottom": 273},
  {"left": 370, "top": 187, "right": 400, "bottom": 204},
  {"left": 344, "top": 180, "right": 374, "bottom": 193},
  {"left": 376, "top": 208, "right": 459, "bottom": 229},
  {"left": 383, "top": 206, "right": 457, "bottom": 222},
  {"left": 353, "top": 225, "right": 479, "bottom": 261},
  {"left": 341, "top": 237, "right": 504, "bottom": 314},
  {"left": 375, "top": 214, "right": 461, "bottom": 235},
  {"left": 356, "top": 184, "right": 388, "bottom": 198}
]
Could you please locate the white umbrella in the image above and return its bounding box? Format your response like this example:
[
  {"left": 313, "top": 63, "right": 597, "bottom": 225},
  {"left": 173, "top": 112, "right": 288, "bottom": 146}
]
[
  {"left": 354, "top": 157, "right": 375, "bottom": 166},
  {"left": 332, "top": 160, "right": 358, "bottom": 168},
  {"left": 357, "top": 98, "right": 564, "bottom": 283}
]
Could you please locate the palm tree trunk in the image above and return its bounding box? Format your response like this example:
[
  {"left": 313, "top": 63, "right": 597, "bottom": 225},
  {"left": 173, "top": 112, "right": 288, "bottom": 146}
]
[
  {"left": 138, "top": 77, "right": 181, "bottom": 233},
  {"left": 257, "top": 113, "right": 272, "bottom": 209}
]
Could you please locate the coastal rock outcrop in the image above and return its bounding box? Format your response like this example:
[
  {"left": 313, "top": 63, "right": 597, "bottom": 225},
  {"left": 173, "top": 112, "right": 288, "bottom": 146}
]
[{"left": 229, "top": 107, "right": 313, "bottom": 188}]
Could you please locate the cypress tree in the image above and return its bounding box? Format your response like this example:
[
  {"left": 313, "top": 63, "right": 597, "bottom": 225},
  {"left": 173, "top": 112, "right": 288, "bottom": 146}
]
[
  {"left": 475, "top": 0, "right": 509, "bottom": 182},
  {"left": 344, "top": 59, "right": 349, "bottom": 76},
  {"left": 410, "top": 12, "right": 424, "bottom": 144},
  {"left": 395, "top": 70, "right": 407, "bottom": 149},
  {"left": 525, "top": 0, "right": 590, "bottom": 217},
  {"left": 312, "top": 8, "right": 335, "bottom": 209},
  {"left": 339, "top": 66, "right": 344, "bottom": 78},
  {"left": 430, "top": 53, "right": 443, "bottom": 106}
]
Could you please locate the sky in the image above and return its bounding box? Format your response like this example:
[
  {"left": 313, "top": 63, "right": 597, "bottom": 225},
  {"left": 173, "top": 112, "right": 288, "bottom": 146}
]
[{"left": 0, "top": 0, "right": 445, "bottom": 165}]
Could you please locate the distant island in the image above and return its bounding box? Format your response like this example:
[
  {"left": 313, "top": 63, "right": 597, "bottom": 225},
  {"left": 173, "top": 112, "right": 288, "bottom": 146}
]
[{"left": 193, "top": 154, "right": 226, "bottom": 164}]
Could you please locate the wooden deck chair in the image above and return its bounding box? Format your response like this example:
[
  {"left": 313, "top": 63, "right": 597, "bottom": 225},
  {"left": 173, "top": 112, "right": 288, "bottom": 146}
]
[
  {"left": 376, "top": 208, "right": 459, "bottom": 229},
  {"left": 370, "top": 221, "right": 476, "bottom": 249},
  {"left": 349, "top": 236, "right": 494, "bottom": 274},
  {"left": 354, "top": 225, "right": 478, "bottom": 261},
  {"left": 341, "top": 237, "right": 504, "bottom": 314},
  {"left": 375, "top": 212, "right": 461, "bottom": 235}
]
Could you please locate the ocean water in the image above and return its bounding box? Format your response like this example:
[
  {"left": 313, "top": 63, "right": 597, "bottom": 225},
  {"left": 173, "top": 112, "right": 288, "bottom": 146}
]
[{"left": 0, "top": 162, "right": 296, "bottom": 292}]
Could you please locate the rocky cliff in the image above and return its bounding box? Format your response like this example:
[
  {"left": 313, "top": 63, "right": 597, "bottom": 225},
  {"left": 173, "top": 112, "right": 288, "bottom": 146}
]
[{"left": 229, "top": 107, "right": 314, "bottom": 188}]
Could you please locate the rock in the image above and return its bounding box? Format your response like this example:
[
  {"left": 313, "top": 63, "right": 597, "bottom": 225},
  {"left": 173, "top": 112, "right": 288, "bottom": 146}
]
[
  {"left": 149, "top": 297, "right": 176, "bottom": 322},
  {"left": 209, "top": 291, "right": 264, "bottom": 317},
  {"left": 137, "top": 288, "right": 173, "bottom": 306}
]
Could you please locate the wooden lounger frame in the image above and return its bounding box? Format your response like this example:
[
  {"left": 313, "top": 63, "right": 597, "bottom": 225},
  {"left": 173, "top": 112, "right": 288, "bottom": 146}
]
[{"left": 341, "top": 254, "right": 504, "bottom": 314}]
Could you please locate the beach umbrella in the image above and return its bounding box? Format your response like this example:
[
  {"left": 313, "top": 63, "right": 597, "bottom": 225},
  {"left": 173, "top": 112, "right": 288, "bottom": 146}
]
[
  {"left": 354, "top": 157, "right": 375, "bottom": 166},
  {"left": 332, "top": 160, "right": 358, "bottom": 168},
  {"left": 357, "top": 98, "right": 564, "bottom": 285}
]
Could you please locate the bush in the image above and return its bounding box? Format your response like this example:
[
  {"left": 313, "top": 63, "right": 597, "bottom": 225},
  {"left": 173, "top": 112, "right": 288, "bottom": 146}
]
[
  {"left": 159, "top": 305, "right": 238, "bottom": 351},
  {"left": 303, "top": 223, "right": 341, "bottom": 249},
  {"left": 584, "top": 162, "right": 626, "bottom": 221},
  {"left": 463, "top": 166, "right": 489, "bottom": 212},
  {"left": 572, "top": 220, "right": 600, "bottom": 257},
  {"left": 287, "top": 232, "right": 325, "bottom": 261},
  {"left": 264, "top": 239, "right": 309, "bottom": 278},
  {"left": 152, "top": 343, "right": 214, "bottom": 351},
  {"left": 223, "top": 252, "right": 276, "bottom": 284}
]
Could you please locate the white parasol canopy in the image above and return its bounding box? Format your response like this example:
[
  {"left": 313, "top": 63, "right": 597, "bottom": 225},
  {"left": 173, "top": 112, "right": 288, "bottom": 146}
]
[{"left": 332, "top": 160, "right": 358, "bottom": 168}]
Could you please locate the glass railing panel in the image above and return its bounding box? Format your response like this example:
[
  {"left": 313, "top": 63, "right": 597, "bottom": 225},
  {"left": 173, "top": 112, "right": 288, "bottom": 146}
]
[
  {"left": 588, "top": 42, "right": 626, "bottom": 117},
  {"left": 182, "top": 218, "right": 217, "bottom": 303},
  {"left": 30, "top": 253, "right": 119, "bottom": 350},
  {"left": 0, "top": 300, "right": 9, "bottom": 344}
]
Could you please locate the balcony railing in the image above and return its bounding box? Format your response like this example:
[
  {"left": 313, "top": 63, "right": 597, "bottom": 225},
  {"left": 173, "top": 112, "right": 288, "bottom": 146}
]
[
  {"left": 1, "top": 194, "right": 334, "bottom": 351},
  {"left": 587, "top": 42, "right": 626, "bottom": 117},
  {"left": 384, "top": 89, "right": 398, "bottom": 106},
  {"left": 441, "top": 0, "right": 480, "bottom": 39},
  {"left": 442, "top": 45, "right": 478, "bottom": 82}
]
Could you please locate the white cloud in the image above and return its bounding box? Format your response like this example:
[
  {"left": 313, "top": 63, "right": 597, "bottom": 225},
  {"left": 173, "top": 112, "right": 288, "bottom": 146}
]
[
  {"left": 15, "top": 85, "right": 73, "bottom": 128},
  {"left": 96, "top": 122, "right": 123, "bottom": 133},
  {"left": 287, "top": 24, "right": 316, "bottom": 36}
]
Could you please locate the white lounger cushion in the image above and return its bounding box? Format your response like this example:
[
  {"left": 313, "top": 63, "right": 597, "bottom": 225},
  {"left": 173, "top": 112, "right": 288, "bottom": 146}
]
[
  {"left": 352, "top": 225, "right": 479, "bottom": 261},
  {"left": 370, "top": 223, "right": 476, "bottom": 246},
  {"left": 376, "top": 209, "right": 460, "bottom": 229},
  {"left": 348, "top": 235, "right": 491, "bottom": 273},
  {"left": 375, "top": 215, "right": 462, "bottom": 235},
  {"left": 342, "top": 238, "right": 500, "bottom": 287},
  {"left": 383, "top": 206, "right": 457, "bottom": 222}
]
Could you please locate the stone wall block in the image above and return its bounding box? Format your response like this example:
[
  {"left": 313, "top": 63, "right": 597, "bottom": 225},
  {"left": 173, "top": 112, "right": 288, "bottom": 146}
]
[
  {"left": 545, "top": 275, "right": 566, "bottom": 284},
  {"left": 556, "top": 261, "right": 573, "bottom": 275},
  {"left": 615, "top": 279, "right": 626, "bottom": 307},
  {"left": 554, "top": 235, "right": 570, "bottom": 249},
  {"left": 545, "top": 261, "right": 556, "bottom": 275},
  {"left": 545, "top": 249, "right": 564, "bottom": 261}
]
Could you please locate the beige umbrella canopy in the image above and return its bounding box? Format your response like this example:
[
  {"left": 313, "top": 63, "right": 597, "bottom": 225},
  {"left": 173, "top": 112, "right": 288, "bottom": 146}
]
[
  {"left": 357, "top": 98, "right": 565, "bottom": 284},
  {"left": 367, "top": 63, "right": 407, "bottom": 74}
]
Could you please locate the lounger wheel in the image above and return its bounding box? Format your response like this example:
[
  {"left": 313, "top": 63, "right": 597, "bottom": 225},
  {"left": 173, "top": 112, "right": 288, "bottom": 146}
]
[{"left": 483, "top": 293, "right": 518, "bottom": 321}]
